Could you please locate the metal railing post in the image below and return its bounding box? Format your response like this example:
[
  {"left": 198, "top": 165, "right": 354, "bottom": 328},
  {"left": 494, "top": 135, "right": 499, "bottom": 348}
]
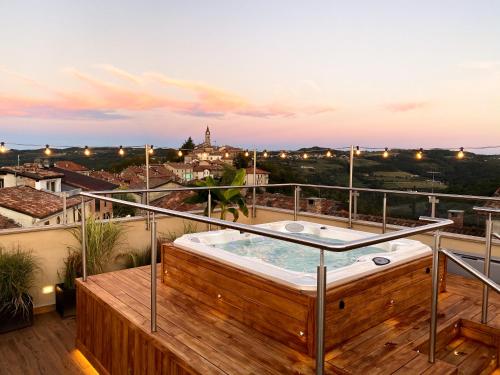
[
  {"left": 294, "top": 185, "right": 300, "bottom": 221},
  {"left": 62, "top": 193, "right": 67, "bottom": 225},
  {"left": 151, "top": 212, "right": 157, "bottom": 332},
  {"left": 145, "top": 145, "right": 151, "bottom": 231},
  {"left": 252, "top": 148, "right": 257, "bottom": 218},
  {"left": 81, "top": 196, "right": 87, "bottom": 281},
  {"left": 315, "top": 249, "right": 326, "bottom": 375},
  {"left": 207, "top": 190, "right": 212, "bottom": 231},
  {"left": 429, "top": 196, "right": 439, "bottom": 218},
  {"left": 382, "top": 193, "right": 387, "bottom": 233},
  {"left": 428, "top": 230, "right": 441, "bottom": 363},
  {"left": 353, "top": 191, "right": 359, "bottom": 220},
  {"left": 482, "top": 213, "right": 493, "bottom": 323},
  {"left": 348, "top": 146, "right": 354, "bottom": 228}
]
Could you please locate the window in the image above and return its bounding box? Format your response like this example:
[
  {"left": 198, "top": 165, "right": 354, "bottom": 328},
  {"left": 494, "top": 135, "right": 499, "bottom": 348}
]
[{"left": 0, "top": 178, "right": 4, "bottom": 188}]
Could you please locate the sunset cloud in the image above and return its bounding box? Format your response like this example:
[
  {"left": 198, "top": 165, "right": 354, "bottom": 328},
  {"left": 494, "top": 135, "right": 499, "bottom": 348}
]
[
  {"left": 0, "top": 66, "right": 335, "bottom": 121},
  {"left": 384, "top": 101, "right": 428, "bottom": 112},
  {"left": 458, "top": 61, "right": 500, "bottom": 71}
]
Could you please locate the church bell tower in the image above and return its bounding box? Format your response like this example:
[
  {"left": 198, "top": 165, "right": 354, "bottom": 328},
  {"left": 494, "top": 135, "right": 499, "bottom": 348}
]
[{"left": 204, "top": 126, "right": 211, "bottom": 146}]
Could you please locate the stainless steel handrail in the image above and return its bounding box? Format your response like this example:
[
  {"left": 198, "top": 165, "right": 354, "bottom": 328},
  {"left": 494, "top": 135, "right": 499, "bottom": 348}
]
[
  {"left": 78, "top": 191, "right": 453, "bottom": 375},
  {"left": 86, "top": 183, "right": 500, "bottom": 202},
  {"left": 441, "top": 249, "right": 500, "bottom": 293},
  {"left": 85, "top": 183, "right": 295, "bottom": 195},
  {"left": 81, "top": 191, "right": 452, "bottom": 252},
  {"left": 472, "top": 206, "right": 500, "bottom": 323}
]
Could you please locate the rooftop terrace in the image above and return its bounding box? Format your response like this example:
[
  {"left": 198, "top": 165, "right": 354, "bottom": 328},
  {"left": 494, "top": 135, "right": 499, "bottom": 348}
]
[{"left": 1, "top": 183, "right": 500, "bottom": 374}]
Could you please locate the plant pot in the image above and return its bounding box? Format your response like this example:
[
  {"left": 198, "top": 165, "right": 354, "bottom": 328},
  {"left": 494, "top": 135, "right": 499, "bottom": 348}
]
[
  {"left": 55, "top": 283, "right": 76, "bottom": 318},
  {"left": 0, "top": 295, "right": 34, "bottom": 334}
]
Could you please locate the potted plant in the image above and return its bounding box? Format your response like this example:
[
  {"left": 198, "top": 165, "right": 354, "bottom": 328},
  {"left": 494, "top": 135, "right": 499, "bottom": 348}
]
[
  {"left": 55, "top": 216, "right": 124, "bottom": 318},
  {"left": 0, "top": 246, "right": 39, "bottom": 333},
  {"left": 55, "top": 249, "right": 81, "bottom": 318}
]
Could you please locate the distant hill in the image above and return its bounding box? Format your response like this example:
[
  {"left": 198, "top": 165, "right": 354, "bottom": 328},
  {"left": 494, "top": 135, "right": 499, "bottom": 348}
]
[
  {"left": 1, "top": 146, "right": 498, "bottom": 197},
  {"left": 258, "top": 148, "right": 500, "bottom": 197}
]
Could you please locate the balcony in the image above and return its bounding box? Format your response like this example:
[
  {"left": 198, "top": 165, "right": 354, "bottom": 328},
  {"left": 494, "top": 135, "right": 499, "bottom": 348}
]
[{"left": 1, "top": 184, "right": 500, "bottom": 374}]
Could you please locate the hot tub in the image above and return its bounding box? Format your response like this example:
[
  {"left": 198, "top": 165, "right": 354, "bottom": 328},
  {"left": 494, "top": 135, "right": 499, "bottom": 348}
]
[
  {"left": 173, "top": 220, "right": 431, "bottom": 291},
  {"left": 162, "top": 220, "right": 441, "bottom": 355}
]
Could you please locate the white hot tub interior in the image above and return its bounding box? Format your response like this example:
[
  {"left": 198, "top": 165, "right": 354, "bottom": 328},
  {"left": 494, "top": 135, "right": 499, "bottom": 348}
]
[{"left": 174, "top": 220, "right": 431, "bottom": 290}]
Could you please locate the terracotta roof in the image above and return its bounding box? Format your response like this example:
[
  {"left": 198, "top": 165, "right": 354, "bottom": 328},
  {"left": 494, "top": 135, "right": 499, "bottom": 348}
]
[
  {"left": 128, "top": 177, "right": 178, "bottom": 189},
  {"left": 98, "top": 165, "right": 181, "bottom": 189},
  {"left": 248, "top": 192, "right": 340, "bottom": 215},
  {"left": 245, "top": 167, "right": 270, "bottom": 175},
  {"left": 165, "top": 163, "right": 193, "bottom": 170},
  {"left": 0, "top": 186, "right": 82, "bottom": 219},
  {"left": 0, "top": 164, "right": 64, "bottom": 180},
  {"left": 89, "top": 171, "right": 125, "bottom": 188},
  {"left": 50, "top": 167, "right": 119, "bottom": 191},
  {"left": 0, "top": 214, "right": 20, "bottom": 229},
  {"left": 54, "top": 160, "right": 89, "bottom": 172},
  {"left": 151, "top": 191, "right": 203, "bottom": 212}
]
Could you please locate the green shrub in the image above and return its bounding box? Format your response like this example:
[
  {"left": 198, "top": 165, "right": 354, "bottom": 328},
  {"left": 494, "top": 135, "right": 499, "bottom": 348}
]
[
  {"left": 116, "top": 246, "right": 156, "bottom": 268},
  {"left": 0, "top": 245, "right": 39, "bottom": 316},
  {"left": 59, "top": 248, "right": 82, "bottom": 289},
  {"left": 63, "top": 216, "right": 125, "bottom": 286},
  {"left": 161, "top": 221, "right": 199, "bottom": 242}
]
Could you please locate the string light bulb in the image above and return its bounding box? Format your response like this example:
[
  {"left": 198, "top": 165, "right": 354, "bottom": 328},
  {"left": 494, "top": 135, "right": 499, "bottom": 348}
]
[
  {"left": 0, "top": 142, "right": 6, "bottom": 154},
  {"left": 326, "top": 150, "right": 332, "bottom": 158},
  {"left": 383, "top": 148, "right": 389, "bottom": 158},
  {"left": 457, "top": 147, "right": 464, "bottom": 159},
  {"left": 355, "top": 146, "right": 361, "bottom": 156},
  {"left": 148, "top": 145, "right": 154, "bottom": 155},
  {"left": 244, "top": 150, "right": 249, "bottom": 157},
  {"left": 118, "top": 146, "right": 125, "bottom": 156},
  {"left": 263, "top": 150, "right": 268, "bottom": 158},
  {"left": 280, "top": 151, "right": 286, "bottom": 159},
  {"left": 224, "top": 152, "right": 229, "bottom": 158},
  {"left": 303, "top": 152, "right": 308, "bottom": 159},
  {"left": 416, "top": 148, "right": 423, "bottom": 160},
  {"left": 177, "top": 150, "right": 183, "bottom": 157},
  {"left": 44, "top": 144, "right": 51, "bottom": 156},
  {"left": 84, "top": 146, "right": 91, "bottom": 156}
]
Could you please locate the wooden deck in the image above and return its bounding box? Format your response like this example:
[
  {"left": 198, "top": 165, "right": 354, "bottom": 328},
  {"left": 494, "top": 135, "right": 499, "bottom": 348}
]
[
  {"left": 75, "top": 265, "right": 500, "bottom": 375},
  {"left": 0, "top": 312, "right": 97, "bottom": 375}
]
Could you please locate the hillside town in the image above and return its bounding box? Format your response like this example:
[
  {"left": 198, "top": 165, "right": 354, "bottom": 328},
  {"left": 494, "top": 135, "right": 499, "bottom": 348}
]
[{"left": 0, "top": 127, "right": 270, "bottom": 229}]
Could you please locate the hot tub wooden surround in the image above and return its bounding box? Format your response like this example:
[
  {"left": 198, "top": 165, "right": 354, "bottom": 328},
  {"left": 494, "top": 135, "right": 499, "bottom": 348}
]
[
  {"left": 76, "top": 264, "right": 500, "bottom": 374},
  {"left": 161, "top": 243, "right": 446, "bottom": 356}
]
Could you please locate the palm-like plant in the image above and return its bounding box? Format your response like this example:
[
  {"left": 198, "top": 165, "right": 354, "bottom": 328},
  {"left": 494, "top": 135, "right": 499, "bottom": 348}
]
[{"left": 185, "top": 169, "right": 249, "bottom": 222}]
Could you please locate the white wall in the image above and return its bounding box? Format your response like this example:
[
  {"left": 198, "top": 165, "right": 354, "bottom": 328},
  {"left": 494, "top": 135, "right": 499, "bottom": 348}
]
[{"left": 245, "top": 173, "right": 269, "bottom": 185}]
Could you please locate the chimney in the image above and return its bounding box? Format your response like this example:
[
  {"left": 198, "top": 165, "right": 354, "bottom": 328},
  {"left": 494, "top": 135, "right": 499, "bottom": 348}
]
[
  {"left": 307, "top": 197, "right": 325, "bottom": 214},
  {"left": 447, "top": 210, "right": 464, "bottom": 228}
]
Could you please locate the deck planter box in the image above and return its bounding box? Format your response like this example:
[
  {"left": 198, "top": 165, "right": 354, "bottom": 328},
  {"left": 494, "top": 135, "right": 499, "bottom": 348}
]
[
  {"left": 0, "top": 294, "right": 34, "bottom": 334},
  {"left": 55, "top": 283, "right": 76, "bottom": 318}
]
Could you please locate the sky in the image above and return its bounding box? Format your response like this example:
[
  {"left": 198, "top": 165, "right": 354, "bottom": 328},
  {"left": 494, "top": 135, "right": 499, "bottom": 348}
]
[{"left": 0, "top": 0, "right": 499, "bottom": 151}]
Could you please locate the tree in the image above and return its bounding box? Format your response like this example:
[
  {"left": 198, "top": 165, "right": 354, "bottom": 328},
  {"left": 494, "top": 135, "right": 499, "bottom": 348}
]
[
  {"left": 233, "top": 153, "right": 249, "bottom": 169},
  {"left": 112, "top": 193, "right": 137, "bottom": 217},
  {"left": 181, "top": 137, "right": 195, "bottom": 150},
  {"left": 221, "top": 165, "right": 237, "bottom": 186},
  {"left": 184, "top": 169, "right": 248, "bottom": 221}
]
